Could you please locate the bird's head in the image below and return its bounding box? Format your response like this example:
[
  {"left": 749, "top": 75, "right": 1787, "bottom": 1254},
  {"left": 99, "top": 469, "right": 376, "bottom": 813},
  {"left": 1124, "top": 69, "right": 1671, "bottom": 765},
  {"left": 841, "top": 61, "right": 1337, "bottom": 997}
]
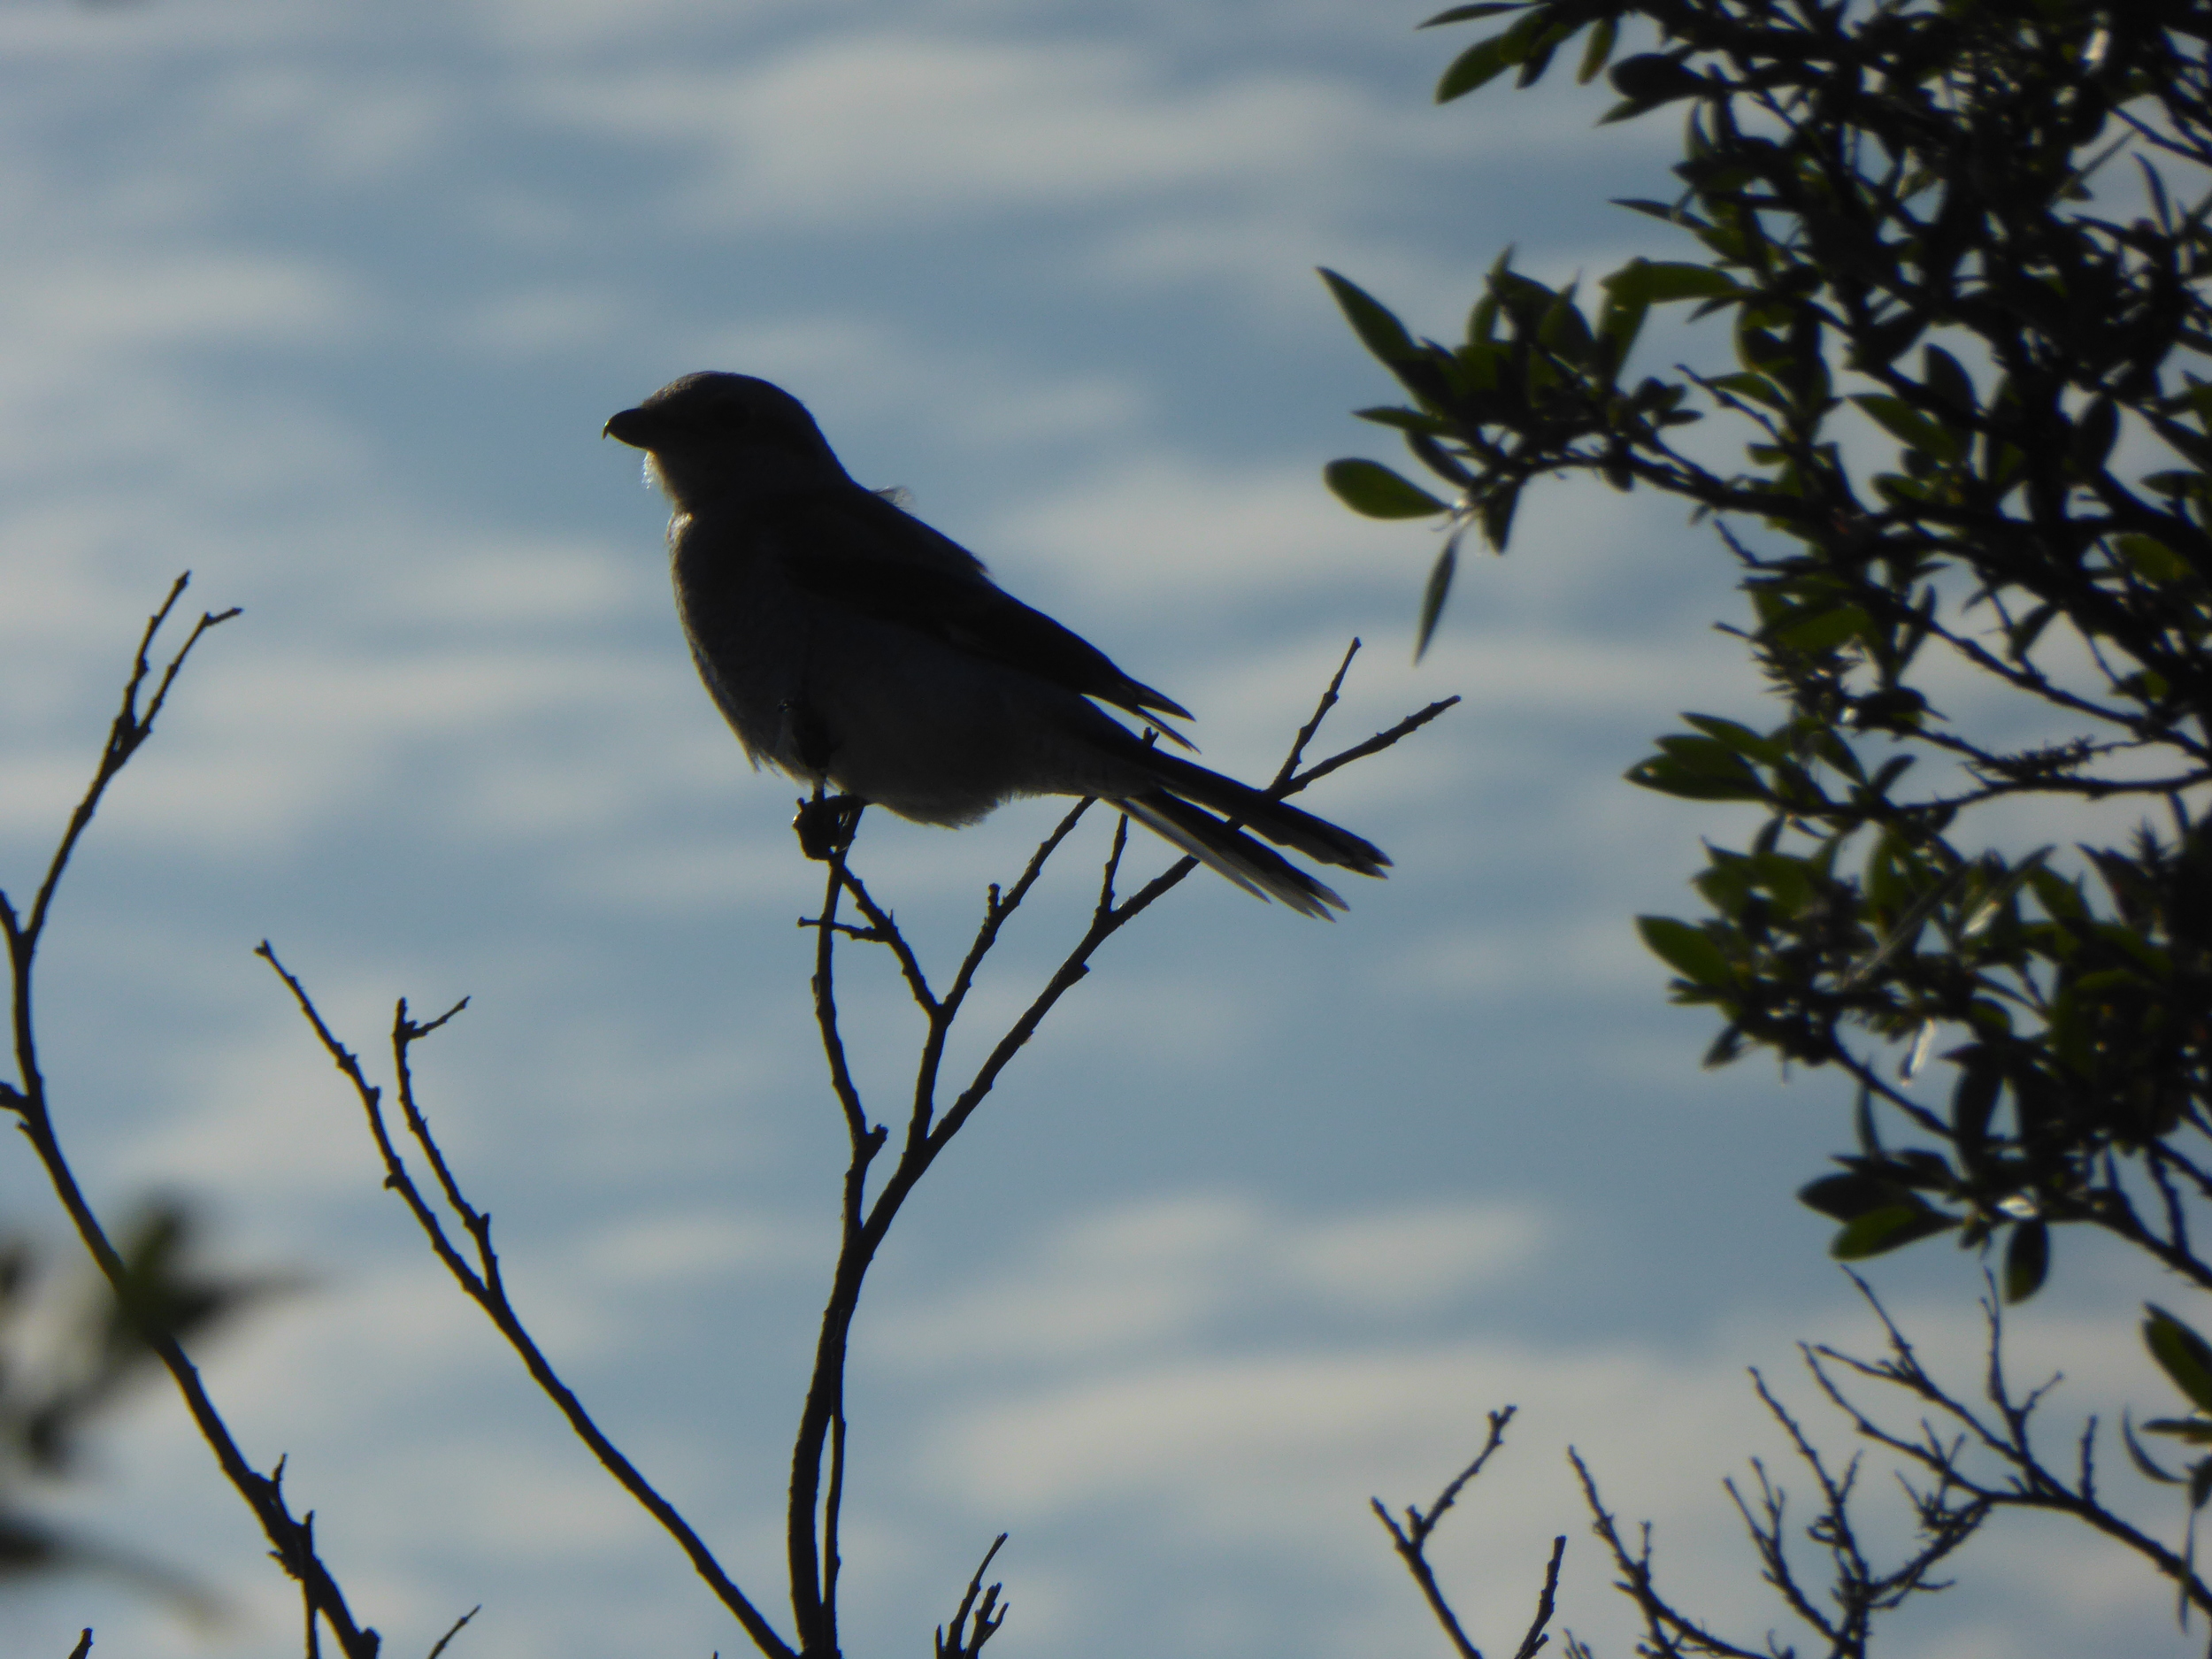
[{"left": 603, "top": 373, "right": 850, "bottom": 513}]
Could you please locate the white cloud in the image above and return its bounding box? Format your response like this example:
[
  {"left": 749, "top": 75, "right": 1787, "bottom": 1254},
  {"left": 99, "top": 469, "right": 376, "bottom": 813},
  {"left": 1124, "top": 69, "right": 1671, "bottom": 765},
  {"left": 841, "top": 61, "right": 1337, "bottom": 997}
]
[
  {"left": 458, "top": 285, "right": 629, "bottom": 358},
  {"left": 680, "top": 317, "right": 1152, "bottom": 451},
  {"left": 866, "top": 1192, "right": 1542, "bottom": 1369},
  {"left": 984, "top": 453, "right": 1432, "bottom": 610},
  {"left": 468, "top": 0, "right": 800, "bottom": 56},
  {"left": 105, "top": 1018, "right": 383, "bottom": 1196},
  {"left": 388, "top": 537, "right": 640, "bottom": 625},
  {"left": 1286, "top": 1203, "right": 1540, "bottom": 1310},
  {"left": 530, "top": 38, "right": 1451, "bottom": 227},
  {"left": 871, "top": 1215, "right": 2190, "bottom": 1658},
  {"left": 182, "top": 64, "right": 460, "bottom": 185},
  {"left": 0, "top": 252, "right": 365, "bottom": 354},
  {"left": 581, "top": 1208, "right": 826, "bottom": 1285}
]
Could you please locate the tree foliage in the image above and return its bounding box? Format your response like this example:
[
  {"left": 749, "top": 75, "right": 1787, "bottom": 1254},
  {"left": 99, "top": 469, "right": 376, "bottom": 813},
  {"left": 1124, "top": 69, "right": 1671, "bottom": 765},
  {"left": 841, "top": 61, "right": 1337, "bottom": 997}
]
[{"left": 1329, "top": 0, "right": 2212, "bottom": 1558}]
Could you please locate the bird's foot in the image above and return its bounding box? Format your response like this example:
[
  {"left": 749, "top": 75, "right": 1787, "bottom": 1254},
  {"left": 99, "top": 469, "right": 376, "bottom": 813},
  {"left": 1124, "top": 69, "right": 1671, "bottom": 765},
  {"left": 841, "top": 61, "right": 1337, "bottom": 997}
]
[{"left": 795, "top": 793, "right": 865, "bottom": 860}]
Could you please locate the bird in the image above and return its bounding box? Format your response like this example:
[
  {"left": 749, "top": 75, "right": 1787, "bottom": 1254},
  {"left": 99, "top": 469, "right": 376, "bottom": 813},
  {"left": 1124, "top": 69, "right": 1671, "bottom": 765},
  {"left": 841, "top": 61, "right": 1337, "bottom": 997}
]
[{"left": 603, "top": 372, "right": 1388, "bottom": 917}]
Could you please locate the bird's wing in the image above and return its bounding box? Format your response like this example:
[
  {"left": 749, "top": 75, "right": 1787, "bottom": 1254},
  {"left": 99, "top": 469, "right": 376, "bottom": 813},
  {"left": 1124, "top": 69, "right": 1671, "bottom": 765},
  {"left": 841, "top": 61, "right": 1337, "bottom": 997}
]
[{"left": 771, "top": 487, "right": 1196, "bottom": 736}]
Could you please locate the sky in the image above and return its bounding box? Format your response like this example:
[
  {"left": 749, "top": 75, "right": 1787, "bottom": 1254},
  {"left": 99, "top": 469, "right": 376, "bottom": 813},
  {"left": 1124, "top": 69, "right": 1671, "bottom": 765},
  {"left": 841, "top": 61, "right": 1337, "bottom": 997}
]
[{"left": 0, "top": 2, "right": 2193, "bottom": 1657}]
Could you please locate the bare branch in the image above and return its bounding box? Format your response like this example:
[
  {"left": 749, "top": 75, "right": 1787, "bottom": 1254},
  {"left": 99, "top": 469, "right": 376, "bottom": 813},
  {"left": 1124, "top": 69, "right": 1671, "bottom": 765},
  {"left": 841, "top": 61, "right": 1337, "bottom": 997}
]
[
  {"left": 1287, "top": 696, "right": 1462, "bottom": 797},
  {"left": 258, "top": 946, "right": 796, "bottom": 1659},
  {"left": 1371, "top": 1409, "right": 1567, "bottom": 1659},
  {"left": 935, "top": 1534, "right": 1010, "bottom": 1659},
  {"left": 2, "top": 585, "right": 378, "bottom": 1658},
  {"left": 1269, "top": 637, "right": 1363, "bottom": 789},
  {"left": 423, "top": 1606, "right": 480, "bottom": 1659}
]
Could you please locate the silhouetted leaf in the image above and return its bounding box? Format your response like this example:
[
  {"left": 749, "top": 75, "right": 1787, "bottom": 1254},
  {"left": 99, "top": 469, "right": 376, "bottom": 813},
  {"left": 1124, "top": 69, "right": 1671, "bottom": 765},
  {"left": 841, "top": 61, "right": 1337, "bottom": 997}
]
[
  {"left": 1324, "top": 460, "right": 1448, "bottom": 519},
  {"left": 1414, "top": 531, "right": 1462, "bottom": 660},
  {"left": 1832, "top": 1202, "right": 1959, "bottom": 1258},
  {"left": 2003, "top": 1221, "right": 2049, "bottom": 1302},
  {"left": 1317, "top": 269, "right": 1420, "bottom": 363},
  {"left": 2146, "top": 1305, "right": 2212, "bottom": 1414},
  {"left": 1636, "top": 915, "right": 1735, "bottom": 987}
]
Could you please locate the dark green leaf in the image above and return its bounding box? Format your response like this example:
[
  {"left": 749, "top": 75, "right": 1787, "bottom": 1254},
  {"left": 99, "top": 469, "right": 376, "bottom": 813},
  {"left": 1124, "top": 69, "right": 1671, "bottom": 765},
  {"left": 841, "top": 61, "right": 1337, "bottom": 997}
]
[
  {"left": 1354, "top": 405, "right": 1444, "bottom": 434},
  {"left": 1420, "top": 2, "right": 1523, "bottom": 23},
  {"left": 2002, "top": 1220, "right": 2049, "bottom": 1302},
  {"left": 1602, "top": 259, "right": 1742, "bottom": 304},
  {"left": 1831, "top": 1202, "right": 1959, "bottom": 1259},
  {"left": 1611, "top": 196, "right": 1701, "bottom": 227},
  {"left": 2146, "top": 1305, "right": 2212, "bottom": 1415},
  {"left": 1605, "top": 52, "right": 1704, "bottom": 110},
  {"left": 1630, "top": 734, "right": 1769, "bottom": 802},
  {"left": 1408, "top": 430, "right": 1475, "bottom": 488},
  {"left": 1437, "top": 29, "right": 1531, "bottom": 102},
  {"left": 1635, "top": 915, "right": 1735, "bottom": 987},
  {"left": 2120, "top": 666, "right": 2171, "bottom": 704},
  {"left": 1770, "top": 604, "right": 1871, "bottom": 653},
  {"left": 1811, "top": 726, "right": 1865, "bottom": 783},
  {"left": 1479, "top": 480, "right": 1521, "bottom": 549},
  {"left": 1538, "top": 289, "right": 1594, "bottom": 362},
  {"left": 2005, "top": 602, "right": 2059, "bottom": 662},
  {"left": 1680, "top": 713, "right": 1783, "bottom": 762},
  {"left": 1627, "top": 756, "right": 1768, "bottom": 803},
  {"left": 2067, "top": 397, "right": 2119, "bottom": 478},
  {"left": 1598, "top": 288, "right": 1649, "bottom": 364},
  {"left": 2114, "top": 533, "right": 2192, "bottom": 584},
  {"left": 1704, "top": 370, "right": 1789, "bottom": 414},
  {"left": 1853, "top": 689, "right": 1928, "bottom": 734},
  {"left": 1799, "top": 1170, "right": 1895, "bottom": 1221},
  {"left": 1887, "top": 1148, "right": 1955, "bottom": 1191},
  {"left": 1576, "top": 14, "right": 1617, "bottom": 83},
  {"left": 1959, "top": 846, "right": 2055, "bottom": 937},
  {"left": 1921, "top": 345, "right": 1976, "bottom": 414},
  {"left": 2025, "top": 866, "right": 2087, "bottom": 923},
  {"left": 1318, "top": 268, "right": 1419, "bottom": 364},
  {"left": 1415, "top": 533, "right": 1462, "bottom": 661},
  {"left": 1324, "top": 459, "right": 1448, "bottom": 519},
  {"left": 1950, "top": 1054, "right": 2001, "bottom": 1159},
  {"left": 1852, "top": 393, "right": 1962, "bottom": 461}
]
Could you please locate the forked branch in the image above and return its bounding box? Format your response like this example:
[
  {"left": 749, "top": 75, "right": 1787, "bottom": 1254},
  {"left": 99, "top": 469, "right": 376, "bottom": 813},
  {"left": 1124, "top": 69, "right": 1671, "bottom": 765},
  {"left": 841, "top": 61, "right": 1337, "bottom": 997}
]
[
  {"left": 268, "top": 642, "right": 1451, "bottom": 1659},
  {"left": 2, "top": 580, "right": 380, "bottom": 1658},
  {"left": 1373, "top": 1407, "right": 1566, "bottom": 1659}
]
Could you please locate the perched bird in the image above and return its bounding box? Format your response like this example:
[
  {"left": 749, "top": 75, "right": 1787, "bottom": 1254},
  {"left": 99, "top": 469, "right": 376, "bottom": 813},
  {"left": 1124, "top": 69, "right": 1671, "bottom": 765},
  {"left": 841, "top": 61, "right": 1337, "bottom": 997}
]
[{"left": 603, "top": 372, "right": 1387, "bottom": 917}]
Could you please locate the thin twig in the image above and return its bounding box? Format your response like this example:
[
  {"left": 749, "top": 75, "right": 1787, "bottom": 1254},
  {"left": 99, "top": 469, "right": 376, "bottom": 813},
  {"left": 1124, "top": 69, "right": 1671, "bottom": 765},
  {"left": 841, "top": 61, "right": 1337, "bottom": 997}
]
[
  {"left": 934, "top": 1533, "right": 1010, "bottom": 1659},
  {"left": 1513, "top": 1537, "right": 1567, "bottom": 1659},
  {"left": 1270, "top": 638, "right": 1363, "bottom": 789},
  {"left": 423, "top": 1606, "right": 480, "bottom": 1659},
  {"left": 833, "top": 863, "right": 936, "bottom": 1012},
  {"left": 809, "top": 855, "right": 873, "bottom": 1152},
  {"left": 780, "top": 649, "right": 1448, "bottom": 1655},
  {"left": 1, "top": 583, "right": 379, "bottom": 1659},
  {"left": 1288, "top": 697, "right": 1462, "bottom": 795},
  {"left": 1371, "top": 1408, "right": 1539, "bottom": 1659},
  {"left": 258, "top": 946, "right": 796, "bottom": 1659},
  {"left": 1803, "top": 1275, "right": 2212, "bottom": 1617},
  {"left": 271, "top": 644, "right": 1445, "bottom": 1659}
]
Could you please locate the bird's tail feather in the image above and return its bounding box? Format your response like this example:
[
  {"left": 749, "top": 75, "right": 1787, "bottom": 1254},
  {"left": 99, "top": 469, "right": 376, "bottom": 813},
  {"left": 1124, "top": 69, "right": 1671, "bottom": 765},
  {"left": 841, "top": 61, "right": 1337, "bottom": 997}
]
[
  {"left": 1137, "top": 751, "right": 1389, "bottom": 874},
  {"left": 1119, "top": 793, "right": 1347, "bottom": 919}
]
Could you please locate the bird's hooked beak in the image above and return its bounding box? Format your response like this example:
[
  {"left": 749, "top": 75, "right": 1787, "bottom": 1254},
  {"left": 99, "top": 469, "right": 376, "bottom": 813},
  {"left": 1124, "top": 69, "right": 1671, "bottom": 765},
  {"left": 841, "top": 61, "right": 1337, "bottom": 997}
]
[{"left": 603, "top": 406, "right": 654, "bottom": 449}]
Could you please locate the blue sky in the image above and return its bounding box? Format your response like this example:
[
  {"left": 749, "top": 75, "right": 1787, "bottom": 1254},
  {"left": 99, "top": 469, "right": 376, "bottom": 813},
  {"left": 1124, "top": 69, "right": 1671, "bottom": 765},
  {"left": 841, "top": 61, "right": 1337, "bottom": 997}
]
[{"left": 0, "top": 2, "right": 2186, "bottom": 1656}]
